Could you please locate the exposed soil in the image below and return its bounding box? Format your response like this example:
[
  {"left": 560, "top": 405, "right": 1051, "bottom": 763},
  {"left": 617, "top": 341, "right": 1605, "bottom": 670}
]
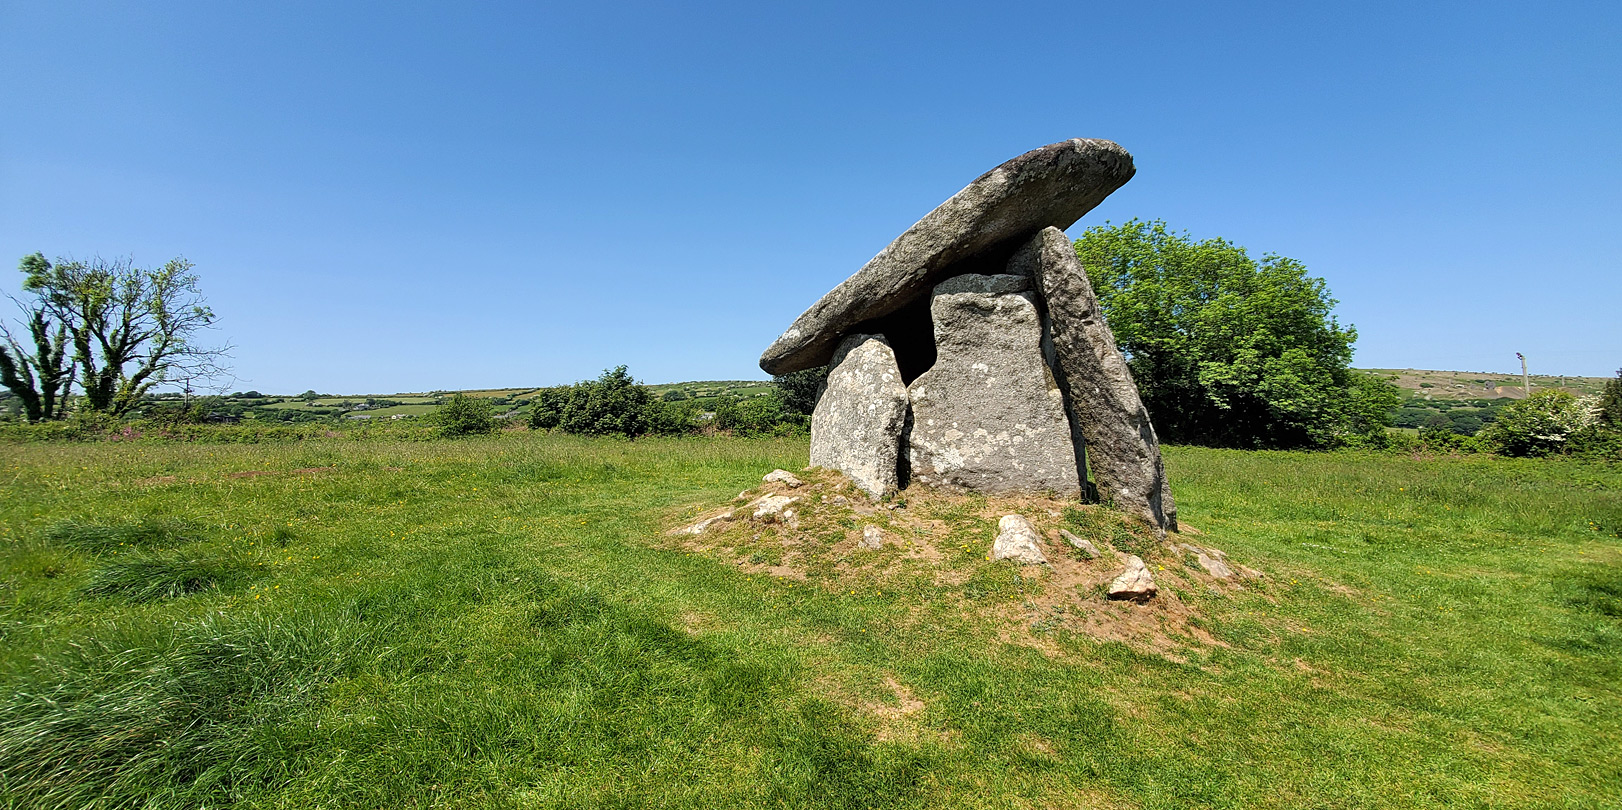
[{"left": 663, "top": 467, "right": 1260, "bottom": 659}]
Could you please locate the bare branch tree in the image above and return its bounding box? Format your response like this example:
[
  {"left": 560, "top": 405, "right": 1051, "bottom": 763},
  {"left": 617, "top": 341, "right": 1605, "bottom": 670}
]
[{"left": 22, "top": 254, "right": 232, "bottom": 417}]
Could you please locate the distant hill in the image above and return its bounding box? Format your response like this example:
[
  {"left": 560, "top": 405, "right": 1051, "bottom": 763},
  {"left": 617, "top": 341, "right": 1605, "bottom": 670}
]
[{"left": 1361, "top": 368, "right": 1610, "bottom": 402}]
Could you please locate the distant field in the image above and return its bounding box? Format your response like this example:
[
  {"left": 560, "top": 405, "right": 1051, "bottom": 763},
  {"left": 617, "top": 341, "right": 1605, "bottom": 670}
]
[
  {"left": 344, "top": 403, "right": 438, "bottom": 417},
  {"left": 174, "top": 368, "right": 1613, "bottom": 427}
]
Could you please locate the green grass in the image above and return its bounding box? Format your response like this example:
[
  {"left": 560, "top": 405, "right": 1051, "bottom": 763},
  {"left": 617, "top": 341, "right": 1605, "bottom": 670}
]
[
  {"left": 346, "top": 403, "right": 438, "bottom": 417},
  {"left": 82, "top": 547, "right": 258, "bottom": 602},
  {"left": 1, "top": 436, "right": 1618, "bottom": 808}
]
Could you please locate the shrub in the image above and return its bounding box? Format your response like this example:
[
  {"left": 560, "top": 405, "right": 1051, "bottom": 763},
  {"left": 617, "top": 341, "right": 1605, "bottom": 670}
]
[
  {"left": 644, "top": 399, "right": 697, "bottom": 436},
  {"left": 1566, "top": 425, "right": 1622, "bottom": 461},
  {"left": 528, "top": 386, "right": 571, "bottom": 430},
  {"left": 558, "top": 366, "right": 651, "bottom": 438},
  {"left": 434, "top": 393, "right": 497, "bottom": 437},
  {"left": 1477, "top": 390, "right": 1597, "bottom": 457},
  {"left": 714, "top": 396, "right": 793, "bottom": 436},
  {"left": 1337, "top": 373, "right": 1404, "bottom": 448}
]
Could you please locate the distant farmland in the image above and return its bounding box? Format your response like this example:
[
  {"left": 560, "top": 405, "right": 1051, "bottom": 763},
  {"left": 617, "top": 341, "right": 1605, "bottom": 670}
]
[{"left": 136, "top": 369, "right": 1610, "bottom": 426}]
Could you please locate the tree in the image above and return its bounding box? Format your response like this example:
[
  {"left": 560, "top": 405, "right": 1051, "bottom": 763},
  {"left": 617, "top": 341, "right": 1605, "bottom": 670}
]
[
  {"left": 557, "top": 366, "right": 652, "bottom": 438},
  {"left": 434, "top": 393, "right": 498, "bottom": 437},
  {"left": 20, "top": 253, "right": 231, "bottom": 417},
  {"left": 1599, "top": 368, "right": 1622, "bottom": 428},
  {"left": 772, "top": 366, "right": 827, "bottom": 416},
  {"left": 0, "top": 268, "right": 76, "bottom": 421},
  {"left": 1341, "top": 372, "right": 1405, "bottom": 447},
  {"left": 1074, "top": 220, "right": 1362, "bottom": 449}
]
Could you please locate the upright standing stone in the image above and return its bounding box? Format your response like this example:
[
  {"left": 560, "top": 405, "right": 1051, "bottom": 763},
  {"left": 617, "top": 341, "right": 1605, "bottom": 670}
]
[
  {"left": 810, "top": 334, "right": 908, "bottom": 499},
  {"left": 1013, "top": 227, "right": 1177, "bottom": 533},
  {"left": 906, "top": 275, "right": 1082, "bottom": 496}
]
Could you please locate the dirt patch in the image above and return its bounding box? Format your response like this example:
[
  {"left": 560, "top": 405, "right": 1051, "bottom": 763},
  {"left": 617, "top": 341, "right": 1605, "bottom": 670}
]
[
  {"left": 849, "top": 675, "right": 957, "bottom": 745},
  {"left": 661, "top": 467, "right": 1255, "bottom": 659}
]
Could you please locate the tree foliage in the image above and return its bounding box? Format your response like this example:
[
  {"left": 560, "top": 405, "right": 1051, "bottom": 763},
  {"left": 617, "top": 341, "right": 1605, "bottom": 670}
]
[
  {"left": 1477, "top": 390, "right": 1597, "bottom": 457},
  {"left": 1342, "top": 372, "right": 1406, "bottom": 448},
  {"left": 1074, "top": 220, "right": 1381, "bottom": 449},
  {"left": 0, "top": 285, "right": 75, "bottom": 422},
  {"left": 771, "top": 366, "right": 826, "bottom": 416},
  {"left": 434, "top": 393, "right": 498, "bottom": 437},
  {"left": 540, "top": 366, "right": 652, "bottom": 439},
  {"left": 714, "top": 396, "right": 788, "bottom": 436},
  {"left": 1599, "top": 369, "right": 1622, "bottom": 428},
  {"left": 12, "top": 253, "right": 230, "bottom": 417}
]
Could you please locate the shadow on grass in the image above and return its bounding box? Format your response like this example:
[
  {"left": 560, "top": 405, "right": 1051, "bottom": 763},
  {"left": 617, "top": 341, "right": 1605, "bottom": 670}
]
[
  {"left": 83, "top": 549, "right": 257, "bottom": 602},
  {"left": 42, "top": 518, "right": 198, "bottom": 552}
]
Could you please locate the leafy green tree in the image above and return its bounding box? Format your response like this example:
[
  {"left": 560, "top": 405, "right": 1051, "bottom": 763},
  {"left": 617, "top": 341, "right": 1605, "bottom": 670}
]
[
  {"left": 557, "top": 366, "right": 652, "bottom": 438},
  {"left": 1340, "top": 373, "right": 1405, "bottom": 447},
  {"left": 1446, "top": 410, "right": 1485, "bottom": 436},
  {"left": 1477, "top": 390, "right": 1596, "bottom": 457},
  {"left": 20, "top": 253, "right": 230, "bottom": 416},
  {"left": 1598, "top": 368, "right": 1622, "bottom": 428},
  {"left": 0, "top": 276, "right": 75, "bottom": 422},
  {"left": 434, "top": 393, "right": 498, "bottom": 437},
  {"left": 772, "top": 366, "right": 827, "bottom": 416},
  {"left": 1075, "top": 220, "right": 1360, "bottom": 449}
]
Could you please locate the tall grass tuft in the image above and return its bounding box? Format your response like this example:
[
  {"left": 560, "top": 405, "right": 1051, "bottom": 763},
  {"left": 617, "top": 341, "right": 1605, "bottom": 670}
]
[
  {"left": 42, "top": 518, "right": 196, "bottom": 552},
  {"left": 0, "top": 609, "right": 376, "bottom": 808},
  {"left": 83, "top": 549, "right": 256, "bottom": 602}
]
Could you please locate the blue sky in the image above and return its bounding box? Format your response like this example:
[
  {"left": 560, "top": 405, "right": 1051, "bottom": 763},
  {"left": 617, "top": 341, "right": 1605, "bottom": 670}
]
[{"left": 2, "top": 1, "right": 1617, "bottom": 393}]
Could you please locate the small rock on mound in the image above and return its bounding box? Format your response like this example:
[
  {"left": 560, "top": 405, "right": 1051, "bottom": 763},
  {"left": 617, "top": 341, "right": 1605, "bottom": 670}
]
[
  {"left": 990, "top": 515, "right": 1047, "bottom": 565},
  {"left": 1059, "top": 528, "right": 1101, "bottom": 559},
  {"left": 860, "top": 525, "right": 885, "bottom": 550},
  {"left": 752, "top": 494, "right": 800, "bottom": 521},
  {"left": 1178, "top": 543, "right": 1234, "bottom": 579},
  {"left": 1108, "top": 555, "right": 1156, "bottom": 602},
  {"left": 764, "top": 469, "right": 804, "bottom": 488}
]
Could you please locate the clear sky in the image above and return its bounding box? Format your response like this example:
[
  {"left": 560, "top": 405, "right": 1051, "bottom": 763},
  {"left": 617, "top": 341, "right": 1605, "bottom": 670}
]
[{"left": 2, "top": 1, "right": 1618, "bottom": 393}]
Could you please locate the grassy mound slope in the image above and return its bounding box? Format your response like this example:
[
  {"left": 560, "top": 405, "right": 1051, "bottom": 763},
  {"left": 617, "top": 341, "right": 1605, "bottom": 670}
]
[{"left": 1, "top": 435, "right": 1618, "bottom": 808}]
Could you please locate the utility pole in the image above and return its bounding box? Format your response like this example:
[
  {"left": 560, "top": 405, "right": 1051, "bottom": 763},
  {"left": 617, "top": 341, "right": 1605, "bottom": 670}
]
[{"left": 1516, "top": 353, "right": 1529, "bottom": 397}]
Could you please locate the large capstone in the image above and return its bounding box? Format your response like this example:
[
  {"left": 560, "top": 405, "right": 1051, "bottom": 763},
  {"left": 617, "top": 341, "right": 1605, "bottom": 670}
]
[
  {"left": 905, "top": 276, "right": 1082, "bottom": 496},
  {"left": 810, "top": 333, "right": 909, "bottom": 499},
  {"left": 760, "top": 139, "right": 1136, "bottom": 375},
  {"left": 1013, "top": 227, "right": 1177, "bottom": 532}
]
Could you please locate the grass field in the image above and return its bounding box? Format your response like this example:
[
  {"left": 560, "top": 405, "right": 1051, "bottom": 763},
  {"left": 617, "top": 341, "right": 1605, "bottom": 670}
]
[{"left": 1, "top": 435, "right": 1619, "bottom": 809}]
